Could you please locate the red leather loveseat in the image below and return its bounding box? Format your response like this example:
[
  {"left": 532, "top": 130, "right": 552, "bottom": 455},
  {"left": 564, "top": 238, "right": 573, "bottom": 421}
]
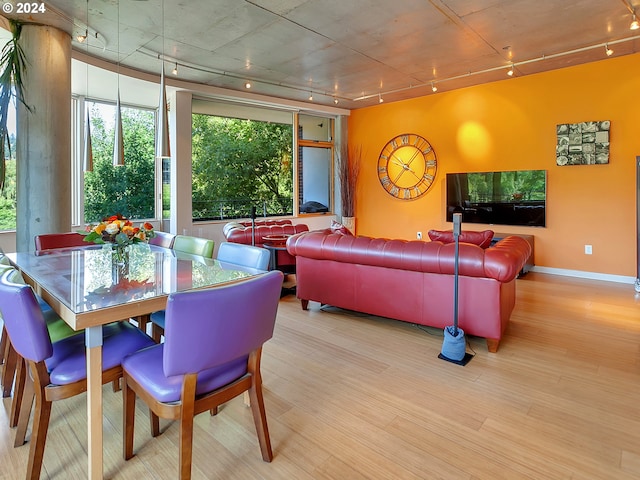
[
  {"left": 223, "top": 220, "right": 309, "bottom": 273},
  {"left": 286, "top": 230, "right": 531, "bottom": 352}
]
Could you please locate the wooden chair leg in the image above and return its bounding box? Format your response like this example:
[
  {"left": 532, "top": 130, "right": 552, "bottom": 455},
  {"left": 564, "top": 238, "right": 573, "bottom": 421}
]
[
  {"left": 135, "top": 314, "right": 150, "bottom": 335},
  {"left": 2, "top": 341, "right": 17, "bottom": 397},
  {"left": 14, "top": 370, "right": 34, "bottom": 447},
  {"left": 26, "top": 391, "right": 53, "bottom": 480},
  {"left": 0, "top": 324, "right": 7, "bottom": 365},
  {"left": 248, "top": 379, "right": 273, "bottom": 462},
  {"left": 150, "top": 409, "right": 160, "bottom": 438},
  {"left": 178, "top": 375, "right": 197, "bottom": 480},
  {"left": 10, "top": 356, "right": 26, "bottom": 428},
  {"left": 123, "top": 378, "right": 136, "bottom": 460},
  {"left": 151, "top": 324, "right": 163, "bottom": 344}
]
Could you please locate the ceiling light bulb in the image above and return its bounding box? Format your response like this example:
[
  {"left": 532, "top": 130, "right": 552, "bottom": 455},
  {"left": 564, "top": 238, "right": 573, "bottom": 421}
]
[
  {"left": 378, "top": 94, "right": 383, "bottom": 103},
  {"left": 605, "top": 44, "right": 613, "bottom": 56},
  {"left": 245, "top": 82, "right": 251, "bottom": 89},
  {"left": 77, "top": 29, "right": 88, "bottom": 43},
  {"left": 334, "top": 98, "right": 339, "bottom": 104},
  {"left": 632, "top": 14, "right": 640, "bottom": 30},
  {"left": 507, "top": 65, "right": 514, "bottom": 76},
  {"left": 431, "top": 82, "right": 437, "bottom": 92},
  {"left": 172, "top": 63, "right": 178, "bottom": 75},
  {"left": 308, "top": 93, "right": 313, "bottom": 101}
]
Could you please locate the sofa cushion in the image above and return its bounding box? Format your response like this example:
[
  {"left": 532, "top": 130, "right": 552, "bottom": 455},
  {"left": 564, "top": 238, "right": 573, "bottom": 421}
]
[
  {"left": 428, "top": 229, "right": 494, "bottom": 248},
  {"left": 321, "top": 220, "right": 354, "bottom": 236}
]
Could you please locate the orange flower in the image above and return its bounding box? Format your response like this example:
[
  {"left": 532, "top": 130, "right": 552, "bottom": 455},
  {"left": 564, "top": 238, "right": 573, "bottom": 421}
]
[
  {"left": 94, "top": 223, "right": 106, "bottom": 234},
  {"left": 143, "top": 222, "right": 153, "bottom": 231},
  {"left": 122, "top": 225, "right": 135, "bottom": 236}
]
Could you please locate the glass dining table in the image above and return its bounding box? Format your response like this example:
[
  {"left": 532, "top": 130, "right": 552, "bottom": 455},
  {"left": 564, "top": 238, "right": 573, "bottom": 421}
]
[{"left": 7, "top": 243, "right": 265, "bottom": 480}]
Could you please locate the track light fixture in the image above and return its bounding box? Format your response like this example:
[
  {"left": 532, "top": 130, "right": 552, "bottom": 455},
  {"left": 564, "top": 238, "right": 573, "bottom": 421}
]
[
  {"left": 631, "top": 12, "right": 640, "bottom": 30},
  {"left": 605, "top": 44, "right": 613, "bottom": 56},
  {"left": 77, "top": 29, "right": 88, "bottom": 43},
  {"left": 333, "top": 97, "right": 339, "bottom": 104},
  {"left": 308, "top": 92, "right": 313, "bottom": 101},
  {"left": 507, "top": 64, "right": 514, "bottom": 76},
  {"left": 172, "top": 62, "right": 178, "bottom": 75},
  {"left": 431, "top": 82, "right": 437, "bottom": 92},
  {"left": 378, "top": 93, "right": 383, "bottom": 103}
]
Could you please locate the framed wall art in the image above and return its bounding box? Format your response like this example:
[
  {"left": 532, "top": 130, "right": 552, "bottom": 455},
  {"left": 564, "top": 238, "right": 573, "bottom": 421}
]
[{"left": 556, "top": 120, "right": 610, "bottom": 166}]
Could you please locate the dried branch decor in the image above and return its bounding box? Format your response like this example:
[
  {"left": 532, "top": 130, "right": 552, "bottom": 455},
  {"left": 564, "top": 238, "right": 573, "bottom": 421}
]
[{"left": 338, "top": 144, "right": 361, "bottom": 218}]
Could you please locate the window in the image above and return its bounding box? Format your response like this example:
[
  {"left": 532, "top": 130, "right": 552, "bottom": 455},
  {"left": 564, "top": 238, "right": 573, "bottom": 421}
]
[
  {"left": 81, "top": 100, "right": 156, "bottom": 223},
  {"left": 298, "top": 114, "right": 333, "bottom": 214},
  {"left": 0, "top": 98, "right": 16, "bottom": 231},
  {"left": 191, "top": 100, "right": 334, "bottom": 221}
]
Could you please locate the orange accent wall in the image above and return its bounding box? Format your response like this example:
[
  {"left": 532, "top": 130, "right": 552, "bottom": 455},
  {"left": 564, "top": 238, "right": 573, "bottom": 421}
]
[{"left": 348, "top": 53, "right": 640, "bottom": 277}]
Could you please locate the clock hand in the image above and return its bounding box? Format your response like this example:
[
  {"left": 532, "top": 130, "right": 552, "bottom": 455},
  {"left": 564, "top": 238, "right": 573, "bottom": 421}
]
[{"left": 405, "top": 148, "right": 421, "bottom": 168}]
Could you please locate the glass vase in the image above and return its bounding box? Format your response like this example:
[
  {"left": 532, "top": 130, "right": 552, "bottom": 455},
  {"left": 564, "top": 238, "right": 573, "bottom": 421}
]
[{"left": 111, "top": 244, "right": 130, "bottom": 283}]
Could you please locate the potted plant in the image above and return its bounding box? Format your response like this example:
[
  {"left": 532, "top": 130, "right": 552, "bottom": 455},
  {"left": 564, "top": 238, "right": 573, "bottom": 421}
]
[
  {"left": 0, "top": 20, "right": 29, "bottom": 191},
  {"left": 338, "top": 144, "right": 361, "bottom": 234}
]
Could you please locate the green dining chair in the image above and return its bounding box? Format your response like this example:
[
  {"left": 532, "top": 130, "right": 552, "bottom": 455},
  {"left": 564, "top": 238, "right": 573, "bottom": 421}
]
[
  {"left": 149, "top": 234, "right": 215, "bottom": 342},
  {"left": 172, "top": 234, "right": 215, "bottom": 258}
]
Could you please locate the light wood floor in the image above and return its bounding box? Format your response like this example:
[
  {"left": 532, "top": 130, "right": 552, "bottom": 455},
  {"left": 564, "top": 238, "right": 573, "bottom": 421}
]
[{"left": 1, "top": 272, "right": 640, "bottom": 479}]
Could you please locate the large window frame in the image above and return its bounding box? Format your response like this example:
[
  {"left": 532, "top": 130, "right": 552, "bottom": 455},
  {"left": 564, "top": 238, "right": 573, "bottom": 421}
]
[
  {"left": 190, "top": 98, "right": 336, "bottom": 222},
  {"left": 71, "top": 95, "right": 160, "bottom": 227}
]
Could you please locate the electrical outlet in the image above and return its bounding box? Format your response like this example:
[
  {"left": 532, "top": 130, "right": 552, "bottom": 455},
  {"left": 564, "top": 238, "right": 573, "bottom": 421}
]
[
  {"left": 585, "top": 244, "right": 592, "bottom": 255},
  {"left": 417, "top": 231, "right": 422, "bottom": 240}
]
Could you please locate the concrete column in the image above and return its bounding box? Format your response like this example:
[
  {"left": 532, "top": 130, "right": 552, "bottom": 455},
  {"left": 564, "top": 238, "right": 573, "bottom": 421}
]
[
  {"left": 169, "top": 89, "right": 193, "bottom": 235},
  {"left": 16, "top": 24, "right": 71, "bottom": 252}
]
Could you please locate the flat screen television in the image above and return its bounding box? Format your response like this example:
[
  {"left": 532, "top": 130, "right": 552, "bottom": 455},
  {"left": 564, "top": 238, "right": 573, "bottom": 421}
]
[{"left": 446, "top": 170, "right": 546, "bottom": 227}]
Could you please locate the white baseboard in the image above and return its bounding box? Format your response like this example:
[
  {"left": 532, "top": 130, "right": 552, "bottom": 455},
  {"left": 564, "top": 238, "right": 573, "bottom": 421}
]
[{"left": 530, "top": 266, "right": 636, "bottom": 284}]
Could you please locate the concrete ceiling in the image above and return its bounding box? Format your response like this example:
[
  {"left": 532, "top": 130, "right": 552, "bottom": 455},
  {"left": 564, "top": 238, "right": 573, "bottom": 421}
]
[{"left": 4, "top": 0, "right": 640, "bottom": 109}]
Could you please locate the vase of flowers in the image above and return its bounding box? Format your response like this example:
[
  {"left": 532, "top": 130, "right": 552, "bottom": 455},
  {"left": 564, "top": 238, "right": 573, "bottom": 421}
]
[{"left": 83, "top": 214, "right": 155, "bottom": 281}]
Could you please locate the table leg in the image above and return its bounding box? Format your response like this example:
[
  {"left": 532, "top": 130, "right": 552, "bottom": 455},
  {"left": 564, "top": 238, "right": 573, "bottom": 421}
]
[{"left": 86, "top": 326, "right": 103, "bottom": 480}]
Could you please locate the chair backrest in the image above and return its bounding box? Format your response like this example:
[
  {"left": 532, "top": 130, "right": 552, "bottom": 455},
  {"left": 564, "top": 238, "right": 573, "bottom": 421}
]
[
  {"left": 149, "top": 231, "right": 176, "bottom": 248},
  {"left": 173, "top": 235, "right": 215, "bottom": 258},
  {"left": 0, "top": 269, "right": 53, "bottom": 363},
  {"left": 217, "top": 242, "right": 270, "bottom": 271},
  {"left": 35, "top": 232, "right": 87, "bottom": 251},
  {"left": 162, "top": 270, "right": 283, "bottom": 377}
]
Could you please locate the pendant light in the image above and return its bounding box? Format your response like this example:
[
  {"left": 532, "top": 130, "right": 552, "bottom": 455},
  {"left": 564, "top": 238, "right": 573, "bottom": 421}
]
[
  {"left": 113, "top": 92, "right": 124, "bottom": 166},
  {"left": 113, "top": 0, "right": 124, "bottom": 166},
  {"left": 156, "top": 64, "right": 170, "bottom": 158},
  {"left": 156, "top": 0, "right": 171, "bottom": 159},
  {"left": 84, "top": 110, "right": 93, "bottom": 171},
  {"left": 83, "top": 0, "right": 93, "bottom": 172}
]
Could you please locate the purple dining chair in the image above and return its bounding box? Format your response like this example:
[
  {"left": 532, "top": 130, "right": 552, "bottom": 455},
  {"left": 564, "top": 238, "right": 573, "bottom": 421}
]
[
  {"left": 122, "top": 269, "right": 284, "bottom": 480},
  {"left": 0, "top": 269, "right": 155, "bottom": 480}
]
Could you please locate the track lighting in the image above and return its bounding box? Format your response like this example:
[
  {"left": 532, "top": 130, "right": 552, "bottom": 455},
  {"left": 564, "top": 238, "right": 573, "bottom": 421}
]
[
  {"left": 605, "top": 44, "right": 613, "bottom": 56},
  {"left": 431, "top": 82, "right": 437, "bottom": 92},
  {"left": 308, "top": 92, "right": 313, "bottom": 101},
  {"left": 245, "top": 82, "right": 251, "bottom": 89},
  {"left": 507, "top": 64, "right": 514, "bottom": 76},
  {"left": 333, "top": 98, "right": 339, "bottom": 104},
  {"left": 631, "top": 12, "right": 640, "bottom": 30},
  {"left": 172, "top": 62, "right": 178, "bottom": 75},
  {"left": 378, "top": 93, "right": 383, "bottom": 103},
  {"left": 77, "top": 29, "right": 88, "bottom": 43}
]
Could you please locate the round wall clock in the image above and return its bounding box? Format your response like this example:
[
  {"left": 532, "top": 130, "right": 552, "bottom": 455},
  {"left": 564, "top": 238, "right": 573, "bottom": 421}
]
[{"left": 377, "top": 133, "right": 437, "bottom": 200}]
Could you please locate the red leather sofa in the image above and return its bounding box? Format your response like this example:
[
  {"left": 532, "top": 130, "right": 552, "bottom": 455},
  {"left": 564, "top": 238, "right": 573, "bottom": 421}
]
[
  {"left": 286, "top": 231, "right": 532, "bottom": 352},
  {"left": 223, "top": 220, "right": 309, "bottom": 273}
]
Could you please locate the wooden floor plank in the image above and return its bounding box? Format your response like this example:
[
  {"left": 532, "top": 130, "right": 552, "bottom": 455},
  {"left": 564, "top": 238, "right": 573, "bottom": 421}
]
[{"left": 1, "top": 272, "right": 639, "bottom": 479}]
